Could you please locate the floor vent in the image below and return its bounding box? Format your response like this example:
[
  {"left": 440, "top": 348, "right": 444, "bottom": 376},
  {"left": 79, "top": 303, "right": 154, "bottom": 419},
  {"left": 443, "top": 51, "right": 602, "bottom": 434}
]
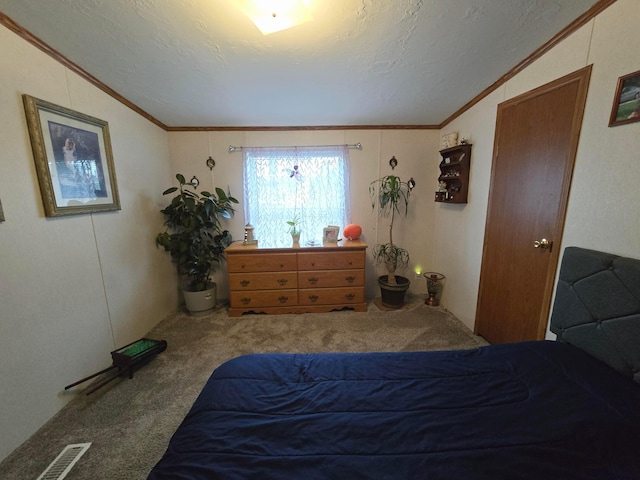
[{"left": 36, "top": 443, "right": 91, "bottom": 480}]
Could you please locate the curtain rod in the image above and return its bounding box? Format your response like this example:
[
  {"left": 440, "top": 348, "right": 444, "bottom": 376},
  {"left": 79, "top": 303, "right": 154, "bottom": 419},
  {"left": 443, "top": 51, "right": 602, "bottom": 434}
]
[{"left": 228, "top": 142, "right": 362, "bottom": 153}]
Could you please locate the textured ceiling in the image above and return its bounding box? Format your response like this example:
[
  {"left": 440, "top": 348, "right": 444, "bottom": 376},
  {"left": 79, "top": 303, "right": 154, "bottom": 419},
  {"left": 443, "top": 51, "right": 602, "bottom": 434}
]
[{"left": 0, "top": 0, "right": 602, "bottom": 128}]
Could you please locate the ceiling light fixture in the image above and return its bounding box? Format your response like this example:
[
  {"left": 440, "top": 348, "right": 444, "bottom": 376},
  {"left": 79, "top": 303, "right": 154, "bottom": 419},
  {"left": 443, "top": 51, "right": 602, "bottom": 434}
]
[{"left": 230, "top": 0, "right": 313, "bottom": 35}]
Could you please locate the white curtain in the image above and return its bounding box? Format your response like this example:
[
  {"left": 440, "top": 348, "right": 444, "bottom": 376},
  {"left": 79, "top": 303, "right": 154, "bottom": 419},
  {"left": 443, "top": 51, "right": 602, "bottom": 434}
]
[{"left": 243, "top": 145, "right": 351, "bottom": 247}]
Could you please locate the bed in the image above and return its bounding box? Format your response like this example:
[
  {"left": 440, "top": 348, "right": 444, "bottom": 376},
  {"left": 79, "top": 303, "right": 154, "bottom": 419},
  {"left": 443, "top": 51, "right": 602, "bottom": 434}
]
[{"left": 148, "top": 247, "right": 640, "bottom": 479}]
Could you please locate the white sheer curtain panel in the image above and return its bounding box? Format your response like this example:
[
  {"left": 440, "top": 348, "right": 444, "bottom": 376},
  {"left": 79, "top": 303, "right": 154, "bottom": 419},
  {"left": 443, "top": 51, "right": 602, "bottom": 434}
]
[{"left": 243, "top": 145, "right": 351, "bottom": 247}]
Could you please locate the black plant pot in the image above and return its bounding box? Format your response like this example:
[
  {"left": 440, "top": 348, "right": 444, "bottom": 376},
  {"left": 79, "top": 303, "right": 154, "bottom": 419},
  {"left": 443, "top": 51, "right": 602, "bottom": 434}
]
[{"left": 378, "top": 275, "right": 411, "bottom": 309}]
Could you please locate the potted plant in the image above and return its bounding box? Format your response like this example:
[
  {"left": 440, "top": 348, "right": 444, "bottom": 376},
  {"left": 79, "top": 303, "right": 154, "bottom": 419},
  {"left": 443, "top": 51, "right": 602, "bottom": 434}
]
[
  {"left": 156, "top": 173, "right": 238, "bottom": 316},
  {"left": 369, "top": 174, "right": 412, "bottom": 308},
  {"left": 286, "top": 215, "right": 301, "bottom": 245}
]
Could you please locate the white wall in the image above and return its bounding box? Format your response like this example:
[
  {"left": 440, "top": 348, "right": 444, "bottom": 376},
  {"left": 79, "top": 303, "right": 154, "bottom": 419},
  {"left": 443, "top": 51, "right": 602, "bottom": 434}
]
[
  {"left": 0, "top": 25, "right": 178, "bottom": 461},
  {"left": 167, "top": 129, "right": 439, "bottom": 301},
  {"left": 433, "top": 0, "right": 640, "bottom": 332},
  {"left": 2, "top": 0, "right": 637, "bottom": 465}
]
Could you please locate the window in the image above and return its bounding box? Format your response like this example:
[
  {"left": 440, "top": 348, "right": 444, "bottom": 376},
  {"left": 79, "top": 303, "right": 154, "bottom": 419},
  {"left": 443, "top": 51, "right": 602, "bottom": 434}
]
[{"left": 243, "top": 146, "right": 351, "bottom": 247}]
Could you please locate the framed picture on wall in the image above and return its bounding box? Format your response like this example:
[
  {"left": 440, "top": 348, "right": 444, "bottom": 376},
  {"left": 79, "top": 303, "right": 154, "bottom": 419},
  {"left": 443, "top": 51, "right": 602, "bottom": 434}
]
[
  {"left": 608, "top": 69, "right": 640, "bottom": 127},
  {"left": 22, "top": 94, "right": 121, "bottom": 217}
]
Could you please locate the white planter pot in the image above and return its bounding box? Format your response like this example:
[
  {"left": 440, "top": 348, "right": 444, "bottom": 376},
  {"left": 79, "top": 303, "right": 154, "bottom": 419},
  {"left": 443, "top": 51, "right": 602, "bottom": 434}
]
[{"left": 182, "top": 282, "right": 217, "bottom": 316}]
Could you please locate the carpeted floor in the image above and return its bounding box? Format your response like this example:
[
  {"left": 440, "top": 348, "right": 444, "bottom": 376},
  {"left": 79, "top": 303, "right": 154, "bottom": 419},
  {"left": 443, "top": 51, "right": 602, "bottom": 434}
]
[{"left": 0, "top": 297, "right": 487, "bottom": 480}]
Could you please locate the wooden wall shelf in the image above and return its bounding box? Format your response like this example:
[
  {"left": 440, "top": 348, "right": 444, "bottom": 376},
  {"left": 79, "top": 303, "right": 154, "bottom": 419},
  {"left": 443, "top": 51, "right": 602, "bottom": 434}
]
[{"left": 435, "top": 144, "right": 472, "bottom": 204}]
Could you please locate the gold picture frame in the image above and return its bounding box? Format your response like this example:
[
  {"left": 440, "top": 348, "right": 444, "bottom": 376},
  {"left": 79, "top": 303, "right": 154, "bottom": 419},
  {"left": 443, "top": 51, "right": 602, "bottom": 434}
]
[
  {"left": 608, "top": 69, "right": 640, "bottom": 127},
  {"left": 23, "top": 94, "right": 120, "bottom": 217}
]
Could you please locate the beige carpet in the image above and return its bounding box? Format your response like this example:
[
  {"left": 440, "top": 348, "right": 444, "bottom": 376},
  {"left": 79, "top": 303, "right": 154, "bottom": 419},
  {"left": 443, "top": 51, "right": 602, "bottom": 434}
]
[{"left": 0, "top": 297, "right": 487, "bottom": 480}]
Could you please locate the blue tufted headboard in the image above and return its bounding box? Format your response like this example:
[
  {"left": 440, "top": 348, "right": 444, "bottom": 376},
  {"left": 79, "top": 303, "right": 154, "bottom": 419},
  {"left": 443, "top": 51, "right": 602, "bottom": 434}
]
[{"left": 550, "top": 247, "right": 640, "bottom": 384}]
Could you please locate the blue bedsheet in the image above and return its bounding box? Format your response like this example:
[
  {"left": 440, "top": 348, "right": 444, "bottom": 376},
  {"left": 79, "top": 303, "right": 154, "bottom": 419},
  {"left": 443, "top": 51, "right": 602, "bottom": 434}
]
[{"left": 148, "top": 341, "right": 640, "bottom": 479}]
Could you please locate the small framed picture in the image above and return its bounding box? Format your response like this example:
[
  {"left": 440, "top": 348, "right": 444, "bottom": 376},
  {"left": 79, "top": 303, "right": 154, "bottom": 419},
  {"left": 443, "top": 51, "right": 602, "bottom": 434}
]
[
  {"left": 23, "top": 94, "right": 121, "bottom": 217},
  {"left": 608, "top": 69, "right": 640, "bottom": 127},
  {"left": 323, "top": 225, "right": 340, "bottom": 243}
]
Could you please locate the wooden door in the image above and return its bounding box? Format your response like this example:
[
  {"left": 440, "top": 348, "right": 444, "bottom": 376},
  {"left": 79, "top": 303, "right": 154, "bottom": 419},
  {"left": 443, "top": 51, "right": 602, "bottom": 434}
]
[{"left": 475, "top": 66, "right": 591, "bottom": 344}]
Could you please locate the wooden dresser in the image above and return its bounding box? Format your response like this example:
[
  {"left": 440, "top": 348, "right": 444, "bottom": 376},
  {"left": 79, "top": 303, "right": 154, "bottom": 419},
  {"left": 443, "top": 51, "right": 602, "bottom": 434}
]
[{"left": 225, "top": 240, "right": 367, "bottom": 317}]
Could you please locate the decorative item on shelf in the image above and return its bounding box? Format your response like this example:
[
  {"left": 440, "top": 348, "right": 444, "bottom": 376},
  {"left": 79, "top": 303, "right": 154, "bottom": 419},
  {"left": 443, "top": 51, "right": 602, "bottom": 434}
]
[
  {"left": 323, "top": 225, "right": 340, "bottom": 243},
  {"left": 460, "top": 137, "right": 469, "bottom": 145},
  {"left": 440, "top": 131, "right": 459, "bottom": 149},
  {"left": 389, "top": 156, "right": 398, "bottom": 169},
  {"left": 343, "top": 224, "right": 362, "bottom": 241},
  {"left": 206, "top": 156, "right": 216, "bottom": 170},
  {"left": 423, "top": 272, "right": 446, "bottom": 306},
  {"left": 243, "top": 224, "right": 258, "bottom": 245}
]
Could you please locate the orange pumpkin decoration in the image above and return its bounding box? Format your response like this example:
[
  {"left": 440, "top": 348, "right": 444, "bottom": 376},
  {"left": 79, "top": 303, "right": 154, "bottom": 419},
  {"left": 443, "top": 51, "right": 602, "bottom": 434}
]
[{"left": 343, "top": 224, "right": 362, "bottom": 241}]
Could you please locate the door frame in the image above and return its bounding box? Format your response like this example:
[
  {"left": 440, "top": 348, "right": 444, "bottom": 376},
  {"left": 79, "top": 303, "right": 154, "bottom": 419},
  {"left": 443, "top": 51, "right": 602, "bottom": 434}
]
[{"left": 474, "top": 65, "right": 592, "bottom": 339}]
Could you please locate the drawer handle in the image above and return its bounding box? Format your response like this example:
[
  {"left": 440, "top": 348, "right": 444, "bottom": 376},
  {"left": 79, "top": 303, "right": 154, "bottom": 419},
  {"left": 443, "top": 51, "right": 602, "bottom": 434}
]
[
  {"left": 308, "top": 294, "right": 319, "bottom": 303},
  {"left": 280, "top": 263, "right": 284, "bottom": 268},
  {"left": 241, "top": 264, "right": 246, "bottom": 269},
  {"left": 240, "top": 297, "right": 251, "bottom": 305},
  {"left": 311, "top": 262, "right": 315, "bottom": 266},
  {"left": 345, "top": 276, "right": 355, "bottom": 283},
  {"left": 349, "top": 261, "right": 353, "bottom": 265},
  {"left": 307, "top": 277, "right": 319, "bottom": 285},
  {"left": 240, "top": 280, "right": 250, "bottom": 287},
  {"left": 278, "top": 296, "right": 289, "bottom": 303},
  {"left": 277, "top": 278, "right": 288, "bottom": 286},
  {"left": 345, "top": 293, "right": 355, "bottom": 300}
]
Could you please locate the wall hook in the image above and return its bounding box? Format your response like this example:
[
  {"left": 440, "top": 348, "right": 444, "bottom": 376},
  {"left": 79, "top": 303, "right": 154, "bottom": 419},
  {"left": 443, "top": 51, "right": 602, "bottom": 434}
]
[
  {"left": 206, "top": 156, "right": 216, "bottom": 170},
  {"left": 389, "top": 156, "right": 398, "bottom": 169},
  {"left": 189, "top": 176, "right": 200, "bottom": 188}
]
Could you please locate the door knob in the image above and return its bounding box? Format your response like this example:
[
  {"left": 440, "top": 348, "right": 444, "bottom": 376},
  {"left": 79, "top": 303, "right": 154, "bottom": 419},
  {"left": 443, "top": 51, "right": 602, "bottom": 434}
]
[{"left": 533, "top": 238, "right": 551, "bottom": 249}]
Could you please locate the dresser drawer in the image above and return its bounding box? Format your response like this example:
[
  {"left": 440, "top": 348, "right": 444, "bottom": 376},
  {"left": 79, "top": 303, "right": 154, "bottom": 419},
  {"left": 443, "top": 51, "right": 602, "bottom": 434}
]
[
  {"left": 227, "top": 253, "right": 297, "bottom": 273},
  {"left": 297, "top": 251, "right": 365, "bottom": 270},
  {"left": 298, "top": 287, "right": 365, "bottom": 306},
  {"left": 230, "top": 289, "right": 298, "bottom": 308},
  {"left": 229, "top": 272, "right": 298, "bottom": 291},
  {"left": 298, "top": 269, "right": 364, "bottom": 288}
]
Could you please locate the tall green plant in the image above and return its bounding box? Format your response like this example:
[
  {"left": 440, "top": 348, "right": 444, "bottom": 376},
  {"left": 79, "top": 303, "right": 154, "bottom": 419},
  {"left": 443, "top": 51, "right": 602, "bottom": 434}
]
[
  {"left": 369, "top": 175, "right": 411, "bottom": 285},
  {"left": 156, "top": 173, "right": 238, "bottom": 292}
]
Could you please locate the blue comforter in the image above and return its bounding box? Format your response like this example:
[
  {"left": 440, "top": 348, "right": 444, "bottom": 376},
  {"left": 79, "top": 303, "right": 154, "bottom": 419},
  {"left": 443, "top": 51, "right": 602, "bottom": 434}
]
[{"left": 148, "top": 341, "right": 640, "bottom": 479}]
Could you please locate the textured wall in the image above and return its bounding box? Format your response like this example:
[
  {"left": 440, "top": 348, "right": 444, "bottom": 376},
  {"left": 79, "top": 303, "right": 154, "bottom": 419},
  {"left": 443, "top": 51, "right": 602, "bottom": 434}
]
[
  {"left": 0, "top": 25, "right": 178, "bottom": 462},
  {"left": 167, "top": 129, "right": 439, "bottom": 301},
  {"left": 433, "top": 0, "right": 640, "bottom": 332}
]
